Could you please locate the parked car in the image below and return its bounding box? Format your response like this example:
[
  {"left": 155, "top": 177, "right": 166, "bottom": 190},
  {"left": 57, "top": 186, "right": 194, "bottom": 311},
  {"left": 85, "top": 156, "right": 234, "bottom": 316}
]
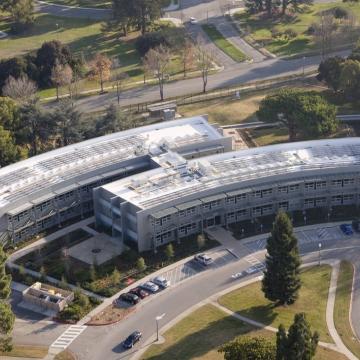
[
  {"left": 130, "top": 287, "right": 149, "bottom": 299},
  {"left": 245, "top": 267, "right": 258, "bottom": 275},
  {"left": 123, "top": 331, "right": 142, "bottom": 349},
  {"left": 140, "top": 281, "right": 159, "bottom": 293},
  {"left": 231, "top": 271, "right": 244, "bottom": 280},
  {"left": 119, "top": 292, "right": 139, "bottom": 305},
  {"left": 194, "top": 253, "right": 213, "bottom": 266},
  {"left": 152, "top": 276, "right": 170, "bottom": 288},
  {"left": 340, "top": 223, "right": 353, "bottom": 236},
  {"left": 189, "top": 17, "right": 197, "bottom": 24}
]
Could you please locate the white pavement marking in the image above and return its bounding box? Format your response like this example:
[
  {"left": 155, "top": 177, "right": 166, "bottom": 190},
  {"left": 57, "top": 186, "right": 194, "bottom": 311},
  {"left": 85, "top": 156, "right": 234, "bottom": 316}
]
[{"left": 50, "top": 325, "right": 87, "bottom": 350}]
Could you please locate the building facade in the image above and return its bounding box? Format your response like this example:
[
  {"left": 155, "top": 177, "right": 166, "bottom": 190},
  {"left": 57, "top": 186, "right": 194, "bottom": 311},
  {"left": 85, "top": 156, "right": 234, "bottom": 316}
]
[
  {"left": 94, "top": 138, "right": 360, "bottom": 252},
  {"left": 0, "top": 116, "right": 231, "bottom": 244}
]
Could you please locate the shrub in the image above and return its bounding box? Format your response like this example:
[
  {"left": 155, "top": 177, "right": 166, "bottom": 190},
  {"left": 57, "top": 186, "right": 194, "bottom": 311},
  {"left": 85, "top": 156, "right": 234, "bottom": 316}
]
[
  {"left": 333, "top": 6, "right": 349, "bottom": 19},
  {"left": 307, "top": 25, "right": 316, "bottom": 35},
  {"left": 135, "top": 32, "right": 168, "bottom": 57},
  {"left": 283, "top": 29, "right": 297, "bottom": 40}
]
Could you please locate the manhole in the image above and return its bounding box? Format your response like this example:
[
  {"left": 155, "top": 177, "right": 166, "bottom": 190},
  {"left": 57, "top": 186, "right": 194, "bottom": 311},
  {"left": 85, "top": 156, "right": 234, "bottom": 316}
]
[{"left": 92, "top": 248, "right": 101, "bottom": 254}]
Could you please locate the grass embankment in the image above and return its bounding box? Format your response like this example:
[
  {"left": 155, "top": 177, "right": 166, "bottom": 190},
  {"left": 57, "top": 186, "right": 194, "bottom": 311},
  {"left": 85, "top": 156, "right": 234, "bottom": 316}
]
[
  {"left": 202, "top": 24, "right": 247, "bottom": 62},
  {"left": 143, "top": 304, "right": 345, "bottom": 360},
  {"left": 219, "top": 265, "right": 333, "bottom": 343},
  {"left": 234, "top": 2, "right": 360, "bottom": 56},
  {"left": 54, "top": 350, "right": 77, "bottom": 360},
  {"left": 334, "top": 261, "right": 360, "bottom": 359},
  {"left": 0, "top": 345, "right": 48, "bottom": 358}
]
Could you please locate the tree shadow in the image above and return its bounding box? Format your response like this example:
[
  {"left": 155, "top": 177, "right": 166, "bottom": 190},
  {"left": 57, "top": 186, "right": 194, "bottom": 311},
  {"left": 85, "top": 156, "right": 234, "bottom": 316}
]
[{"left": 235, "top": 303, "right": 278, "bottom": 327}]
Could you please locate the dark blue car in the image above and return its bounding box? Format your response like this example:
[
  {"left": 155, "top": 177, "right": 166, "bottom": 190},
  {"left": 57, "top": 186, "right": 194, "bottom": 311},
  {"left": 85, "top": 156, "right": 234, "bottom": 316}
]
[
  {"left": 123, "top": 331, "right": 142, "bottom": 349},
  {"left": 340, "top": 224, "right": 353, "bottom": 236}
]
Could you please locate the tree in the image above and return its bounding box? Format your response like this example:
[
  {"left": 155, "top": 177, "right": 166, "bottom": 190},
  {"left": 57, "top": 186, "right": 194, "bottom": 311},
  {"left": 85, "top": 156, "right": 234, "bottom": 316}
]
[
  {"left": 0, "top": 0, "right": 34, "bottom": 33},
  {"left": 197, "top": 234, "right": 206, "bottom": 249},
  {"left": 257, "top": 89, "right": 338, "bottom": 141},
  {"left": 111, "top": 59, "right": 129, "bottom": 105},
  {"left": 280, "top": 0, "right": 313, "bottom": 15},
  {"left": 51, "top": 100, "right": 82, "bottom": 147},
  {"left": 143, "top": 45, "right": 171, "bottom": 101},
  {"left": 195, "top": 37, "right": 213, "bottom": 93},
  {"left": 179, "top": 38, "right": 195, "bottom": 78},
  {"left": 89, "top": 265, "right": 96, "bottom": 282},
  {"left": 18, "top": 99, "right": 55, "bottom": 155},
  {"left": 39, "top": 266, "right": 47, "bottom": 282},
  {"left": 35, "top": 40, "right": 77, "bottom": 88},
  {"left": 0, "top": 126, "right": 19, "bottom": 167},
  {"left": 317, "top": 56, "right": 345, "bottom": 92},
  {"left": 339, "top": 60, "right": 360, "bottom": 100},
  {"left": 2, "top": 75, "right": 37, "bottom": 104},
  {"left": 219, "top": 336, "right": 276, "bottom": 360},
  {"left": 51, "top": 63, "right": 73, "bottom": 101},
  {"left": 164, "top": 243, "right": 174, "bottom": 261},
  {"left": 314, "top": 13, "right": 337, "bottom": 59},
  {"left": 262, "top": 211, "right": 301, "bottom": 305},
  {"left": 111, "top": 268, "right": 121, "bottom": 285},
  {"left": 88, "top": 53, "right": 112, "bottom": 93},
  {"left": 96, "top": 103, "right": 133, "bottom": 135},
  {"left": 0, "top": 57, "right": 28, "bottom": 94},
  {"left": 0, "top": 246, "right": 14, "bottom": 353},
  {"left": 136, "top": 257, "right": 146, "bottom": 272},
  {"left": 131, "top": 0, "right": 165, "bottom": 34},
  {"left": 0, "top": 97, "right": 20, "bottom": 132},
  {"left": 277, "top": 313, "right": 319, "bottom": 360}
]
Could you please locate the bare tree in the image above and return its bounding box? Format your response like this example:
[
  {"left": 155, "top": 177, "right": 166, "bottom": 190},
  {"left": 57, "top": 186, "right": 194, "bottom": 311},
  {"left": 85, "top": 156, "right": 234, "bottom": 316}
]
[
  {"left": 88, "top": 53, "right": 112, "bottom": 93},
  {"left": 51, "top": 63, "right": 73, "bottom": 101},
  {"left": 195, "top": 36, "right": 214, "bottom": 93},
  {"left": 111, "top": 58, "right": 129, "bottom": 105},
  {"left": 143, "top": 45, "right": 171, "bottom": 101},
  {"left": 179, "top": 38, "right": 195, "bottom": 78},
  {"left": 314, "top": 13, "right": 337, "bottom": 59},
  {"left": 2, "top": 75, "right": 37, "bottom": 103}
]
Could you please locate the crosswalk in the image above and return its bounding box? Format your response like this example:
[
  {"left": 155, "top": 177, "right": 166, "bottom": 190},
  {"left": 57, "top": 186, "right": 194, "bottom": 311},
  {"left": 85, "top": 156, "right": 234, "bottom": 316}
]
[
  {"left": 50, "top": 325, "right": 87, "bottom": 350},
  {"left": 244, "top": 254, "right": 265, "bottom": 272}
]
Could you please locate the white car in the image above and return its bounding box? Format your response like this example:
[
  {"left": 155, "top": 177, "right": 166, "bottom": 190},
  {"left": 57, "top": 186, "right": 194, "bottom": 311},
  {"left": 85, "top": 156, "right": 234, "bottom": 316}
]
[
  {"left": 189, "top": 17, "right": 197, "bottom": 24},
  {"left": 194, "top": 253, "right": 213, "bottom": 266},
  {"left": 245, "top": 267, "right": 258, "bottom": 275},
  {"left": 231, "top": 271, "right": 244, "bottom": 280},
  {"left": 152, "top": 276, "right": 170, "bottom": 288},
  {"left": 140, "top": 281, "right": 159, "bottom": 293}
]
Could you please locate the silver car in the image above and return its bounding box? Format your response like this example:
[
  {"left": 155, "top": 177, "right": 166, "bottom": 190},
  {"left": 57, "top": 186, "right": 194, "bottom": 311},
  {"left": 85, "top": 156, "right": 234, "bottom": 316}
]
[
  {"left": 152, "top": 276, "right": 170, "bottom": 288},
  {"left": 140, "top": 281, "right": 159, "bottom": 293}
]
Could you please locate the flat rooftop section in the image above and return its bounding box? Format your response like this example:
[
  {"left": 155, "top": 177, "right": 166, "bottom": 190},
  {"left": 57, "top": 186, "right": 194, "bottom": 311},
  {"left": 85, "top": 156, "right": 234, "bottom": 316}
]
[
  {"left": 102, "top": 138, "right": 360, "bottom": 210},
  {"left": 0, "top": 116, "right": 221, "bottom": 214}
]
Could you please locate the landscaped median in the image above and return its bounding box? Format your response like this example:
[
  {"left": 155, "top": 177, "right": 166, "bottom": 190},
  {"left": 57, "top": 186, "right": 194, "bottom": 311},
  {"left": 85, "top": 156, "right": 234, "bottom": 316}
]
[
  {"left": 334, "top": 261, "right": 360, "bottom": 359},
  {"left": 202, "top": 24, "right": 247, "bottom": 62}
]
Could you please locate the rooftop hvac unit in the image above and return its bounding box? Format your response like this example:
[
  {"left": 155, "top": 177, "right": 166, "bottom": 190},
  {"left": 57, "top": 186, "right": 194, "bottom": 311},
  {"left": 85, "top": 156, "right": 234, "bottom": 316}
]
[{"left": 162, "top": 109, "right": 176, "bottom": 121}]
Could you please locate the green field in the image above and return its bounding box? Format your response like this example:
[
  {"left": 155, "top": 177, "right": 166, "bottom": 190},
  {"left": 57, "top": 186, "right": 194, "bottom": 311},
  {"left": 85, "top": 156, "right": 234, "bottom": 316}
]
[
  {"left": 143, "top": 304, "right": 346, "bottom": 360},
  {"left": 219, "top": 265, "right": 333, "bottom": 343},
  {"left": 334, "top": 261, "right": 360, "bottom": 359},
  {"left": 234, "top": 1, "right": 360, "bottom": 56},
  {"left": 202, "top": 24, "right": 247, "bottom": 62}
]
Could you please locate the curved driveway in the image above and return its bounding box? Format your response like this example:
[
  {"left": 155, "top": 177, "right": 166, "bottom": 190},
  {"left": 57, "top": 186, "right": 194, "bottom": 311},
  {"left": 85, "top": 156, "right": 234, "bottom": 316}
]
[{"left": 68, "top": 235, "right": 360, "bottom": 360}]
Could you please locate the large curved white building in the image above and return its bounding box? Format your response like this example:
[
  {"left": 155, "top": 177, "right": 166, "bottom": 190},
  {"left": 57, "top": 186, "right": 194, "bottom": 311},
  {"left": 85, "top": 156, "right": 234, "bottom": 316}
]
[
  {"left": 0, "top": 116, "right": 231, "bottom": 244},
  {"left": 94, "top": 138, "right": 360, "bottom": 251}
]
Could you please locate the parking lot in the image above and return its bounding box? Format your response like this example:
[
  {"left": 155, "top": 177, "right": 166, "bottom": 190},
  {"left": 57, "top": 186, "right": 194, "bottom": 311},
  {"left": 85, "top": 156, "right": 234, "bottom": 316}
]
[
  {"left": 158, "top": 249, "right": 238, "bottom": 287},
  {"left": 244, "top": 225, "right": 353, "bottom": 253}
]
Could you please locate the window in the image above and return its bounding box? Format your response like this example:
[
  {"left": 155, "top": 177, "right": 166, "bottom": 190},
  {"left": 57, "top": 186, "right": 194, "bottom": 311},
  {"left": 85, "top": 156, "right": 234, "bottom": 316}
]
[
  {"left": 315, "top": 197, "right": 326, "bottom": 206},
  {"left": 262, "top": 189, "right": 273, "bottom": 197},
  {"left": 289, "top": 184, "right": 300, "bottom": 192},
  {"left": 316, "top": 181, "right": 327, "bottom": 189},
  {"left": 331, "top": 195, "right": 342, "bottom": 203},
  {"left": 262, "top": 204, "right": 273, "bottom": 213},
  {"left": 252, "top": 206, "right": 262, "bottom": 216},
  {"left": 254, "top": 190, "right": 262, "bottom": 198},
  {"left": 305, "top": 182, "right": 315, "bottom": 190},
  {"left": 343, "top": 194, "right": 354, "bottom": 201},
  {"left": 236, "top": 193, "right": 247, "bottom": 201},
  {"left": 236, "top": 209, "right": 247, "bottom": 218},
  {"left": 227, "top": 212, "right": 235, "bottom": 220},
  {"left": 278, "top": 186, "right": 288, "bottom": 193},
  {"left": 279, "top": 201, "right": 289, "bottom": 210},
  {"left": 331, "top": 179, "right": 343, "bottom": 187},
  {"left": 226, "top": 197, "right": 235, "bottom": 205},
  {"left": 343, "top": 179, "right": 355, "bottom": 186},
  {"left": 304, "top": 198, "right": 315, "bottom": 207}
]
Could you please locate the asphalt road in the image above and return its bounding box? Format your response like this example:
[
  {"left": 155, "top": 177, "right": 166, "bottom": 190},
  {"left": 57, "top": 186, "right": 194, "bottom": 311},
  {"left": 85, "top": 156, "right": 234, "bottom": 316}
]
[{"left": 68, "top": 237, "right": 360, "bottom": 360}]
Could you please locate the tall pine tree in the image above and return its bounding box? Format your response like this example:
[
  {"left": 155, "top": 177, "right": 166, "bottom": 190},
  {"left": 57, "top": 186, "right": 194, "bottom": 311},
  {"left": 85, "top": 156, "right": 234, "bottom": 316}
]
[
  {"left": 262, "top": 211, "right": 301, "bottom": 305},
  {"left": 276, "top": 313, "right": 319, "bottom": 360},
  {"left": 0, "top": 245, "right": 15, "bottom": 352}
]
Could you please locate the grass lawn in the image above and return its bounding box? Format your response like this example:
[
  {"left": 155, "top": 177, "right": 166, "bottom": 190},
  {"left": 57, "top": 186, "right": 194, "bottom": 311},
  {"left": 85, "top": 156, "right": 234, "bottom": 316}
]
[
  {"left": 249, "top": 126, "right": 289, "bottom": 146},
  {"left": 202, "top": 24, "right": 247, "bottom": 62},
  {"left": 334, "top": 261, "right": 360, "bottom": 359},
  {"left": 219, "top": 265, "right": 333, "bottom": 343},
  {"left": 143, "top": 304, "right": 346, "bottom": 360},
  {"left": 54, "top": 350, "right": 76, "bottom": 360},
  {"left": 234, "top": 1, "right": 360, "bottom": 56},
  {"left": 0, "top": 345, "right": 48, "bottom": 358}
]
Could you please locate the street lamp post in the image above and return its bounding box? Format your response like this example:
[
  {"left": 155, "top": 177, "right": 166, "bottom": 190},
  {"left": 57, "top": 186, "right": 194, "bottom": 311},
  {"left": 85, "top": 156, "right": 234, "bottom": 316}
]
[
  {"left": 318, "top": 243, "right": 322, "bottom": 266},
  {"left": 302, "top": 56, "right": 306, "bottom": 79},
  {"left": 156, "top": 313, "right": 166, "bottom": 342}
]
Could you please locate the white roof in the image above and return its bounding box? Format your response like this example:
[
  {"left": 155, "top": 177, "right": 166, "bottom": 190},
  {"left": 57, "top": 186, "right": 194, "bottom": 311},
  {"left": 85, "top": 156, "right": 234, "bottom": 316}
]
[
  {"left": 0, "top": 116, "right": 221, "bottom": 215},
  {"left": 103, "top": 138, "right": 360, "bottom": 210}
]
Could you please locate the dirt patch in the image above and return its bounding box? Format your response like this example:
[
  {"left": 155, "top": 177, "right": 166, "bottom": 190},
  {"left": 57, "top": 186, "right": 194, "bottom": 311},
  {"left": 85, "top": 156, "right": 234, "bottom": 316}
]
[{"left": 87, "top": 304, "right": 135, "bottom": 325}]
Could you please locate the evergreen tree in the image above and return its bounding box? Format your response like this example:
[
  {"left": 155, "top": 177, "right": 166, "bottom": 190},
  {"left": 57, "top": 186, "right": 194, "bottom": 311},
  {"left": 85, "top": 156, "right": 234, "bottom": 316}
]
[
  {"left": 0, "top": 246, "right": 14, "bottom": 353},
  {"left": 111, "top": 268, "right": 121, "bottom": 286},
  {"left": 262, "top": 211, "right": 301, "bottom": 305},
  {"left": 136, "top": 257, "right": 146, "bottom": 272},
  {"left": 276, "top": 313, "right": 319, "bottom": 360}
]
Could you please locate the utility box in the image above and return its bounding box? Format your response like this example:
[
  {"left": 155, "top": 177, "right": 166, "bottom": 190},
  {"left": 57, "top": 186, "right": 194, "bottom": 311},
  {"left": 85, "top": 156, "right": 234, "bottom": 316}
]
[
  {"left": 148, "top": 101, "right": 177, "bottom": 121},
  {"left": 163, "top": 109, "right": 176, "bottom": 121}
]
